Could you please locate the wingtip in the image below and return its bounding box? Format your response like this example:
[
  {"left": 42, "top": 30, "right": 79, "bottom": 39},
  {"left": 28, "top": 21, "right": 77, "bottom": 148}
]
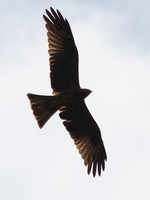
[{"left": 50, "top": 7, "right": 53, "bottom": 12}]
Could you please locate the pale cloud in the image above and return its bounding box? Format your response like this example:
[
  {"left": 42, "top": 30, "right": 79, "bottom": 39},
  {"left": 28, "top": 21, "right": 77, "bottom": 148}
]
[{"left": 0, "top": 0, "right": 150, "bottom": 199}]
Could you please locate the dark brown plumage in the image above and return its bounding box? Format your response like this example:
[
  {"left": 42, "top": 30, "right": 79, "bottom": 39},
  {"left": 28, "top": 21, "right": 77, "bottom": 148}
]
[{"left": 27, "top": 7, "right": 107, "bottom": 177}]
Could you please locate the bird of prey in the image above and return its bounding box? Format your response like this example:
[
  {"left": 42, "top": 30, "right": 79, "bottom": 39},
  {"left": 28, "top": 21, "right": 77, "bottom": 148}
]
[{"left": 27, "top": 7, "right": 107, "bottom": 177}]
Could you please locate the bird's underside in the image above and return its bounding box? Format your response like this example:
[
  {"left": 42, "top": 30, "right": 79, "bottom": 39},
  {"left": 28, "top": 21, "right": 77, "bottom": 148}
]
[{"left": 27, "top": 7, "right": 107, "bottom": 177}]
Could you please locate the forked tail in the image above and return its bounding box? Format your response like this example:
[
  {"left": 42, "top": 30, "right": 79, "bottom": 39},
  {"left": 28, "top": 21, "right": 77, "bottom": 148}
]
[{"left": 27, "top": 93, "right": 60, "bottom": 128}]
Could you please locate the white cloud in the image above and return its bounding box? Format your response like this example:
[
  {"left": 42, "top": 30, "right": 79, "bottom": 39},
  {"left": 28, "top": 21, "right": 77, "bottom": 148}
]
[{"left": 0, "top": 0, "right": 150, "bottom": 199}]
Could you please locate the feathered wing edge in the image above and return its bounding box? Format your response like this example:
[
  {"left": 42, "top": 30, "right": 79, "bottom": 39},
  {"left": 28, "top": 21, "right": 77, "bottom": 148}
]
[
  {"left": 59, "top": 102, "right": 107, "bottom": 177},
  {"left": 75, "top": 135, "right": 107, "bottom": 177},
  {"left": 43, "top": 7, "right": 80, "bottom": 93}
]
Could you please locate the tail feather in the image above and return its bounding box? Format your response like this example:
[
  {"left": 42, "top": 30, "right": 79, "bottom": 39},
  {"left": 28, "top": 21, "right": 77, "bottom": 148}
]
[{"left": 27, "top": 93, "right": 60, "bottom": 128}]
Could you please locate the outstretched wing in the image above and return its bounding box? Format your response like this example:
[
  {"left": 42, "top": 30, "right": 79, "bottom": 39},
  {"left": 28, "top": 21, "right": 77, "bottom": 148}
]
[
  {"left": 43, "top": 7, "right": 80, "bottom": 93},
  {"left": 59, "top": 101, "right": 107, "bottom": 177}
]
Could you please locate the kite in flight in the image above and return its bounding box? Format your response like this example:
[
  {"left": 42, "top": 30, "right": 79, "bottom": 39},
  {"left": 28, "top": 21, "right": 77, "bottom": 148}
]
[{"left": 27, "top": 7, "right": 107, "bottom": 177}]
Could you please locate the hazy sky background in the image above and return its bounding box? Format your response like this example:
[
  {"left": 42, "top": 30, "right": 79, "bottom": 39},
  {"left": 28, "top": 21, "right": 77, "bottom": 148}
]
[{"left": 1, "top": 0, "right": 150, "bottom": 199}]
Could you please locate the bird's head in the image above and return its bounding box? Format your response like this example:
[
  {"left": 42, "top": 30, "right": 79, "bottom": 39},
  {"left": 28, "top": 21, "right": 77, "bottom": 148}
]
[{"left": 82, "top": 88, "right": 92, "bottom": 98}]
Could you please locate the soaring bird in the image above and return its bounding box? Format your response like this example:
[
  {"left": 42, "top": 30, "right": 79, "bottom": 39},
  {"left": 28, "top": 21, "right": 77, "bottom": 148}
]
[{"left": 27, "top": 7, "right": 107, "bottom": 177}]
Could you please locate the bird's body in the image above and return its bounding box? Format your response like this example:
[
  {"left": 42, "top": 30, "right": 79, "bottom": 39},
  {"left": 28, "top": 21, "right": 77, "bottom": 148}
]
[
  {"left": 28, "top": 88, "right": 91, "bottom": 128},
  {"left": 27, "top": 7, "right": 107, "bottom": 177}
]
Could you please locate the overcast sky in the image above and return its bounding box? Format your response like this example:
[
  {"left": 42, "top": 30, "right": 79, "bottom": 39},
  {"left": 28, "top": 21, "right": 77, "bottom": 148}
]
[{"left": 1, "top": 0, "right": 150, "bottom": 199}]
